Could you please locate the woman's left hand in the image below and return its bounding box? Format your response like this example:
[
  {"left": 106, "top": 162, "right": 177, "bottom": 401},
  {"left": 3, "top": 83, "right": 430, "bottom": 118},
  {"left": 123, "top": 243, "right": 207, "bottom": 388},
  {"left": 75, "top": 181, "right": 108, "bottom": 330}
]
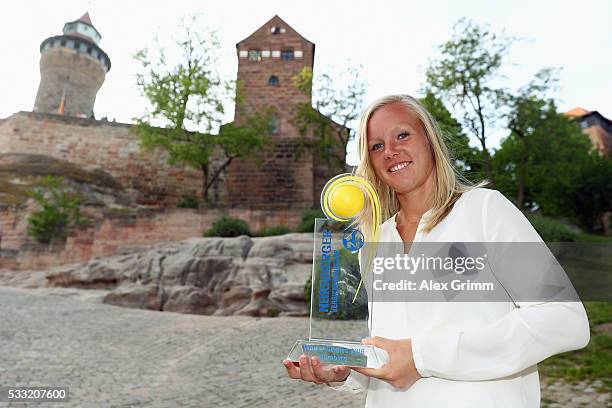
[{"left": 352, "top": 336, "right": 422, "bottom": 390}]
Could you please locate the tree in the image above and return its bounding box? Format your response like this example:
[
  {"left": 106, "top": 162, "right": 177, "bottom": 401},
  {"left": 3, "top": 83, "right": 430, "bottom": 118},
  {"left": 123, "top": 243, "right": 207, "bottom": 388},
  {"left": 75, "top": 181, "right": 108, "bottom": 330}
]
[
  {"left": 498, "top": 69, "right": 562, "bottom": 208},
  {"left": 134, "top": 16, "right": 271, "bottom": 202},
  {"left": 560, "top": 156, "right": 612, "bottom": 232},
  {"left": 494, "top": 72, "right": 593, "bottom": 212},
  {"left": 424, "top": 18, "right": 513, "bottom": 183},
  {"left": 27, "top": 176, "right": 88, "bottom": 244},
  {"left": 292, "top": 66, "right": 366, "bottom": 172},
  {"left": 419, "top": 91, "right": 483, "bottom": 181}
]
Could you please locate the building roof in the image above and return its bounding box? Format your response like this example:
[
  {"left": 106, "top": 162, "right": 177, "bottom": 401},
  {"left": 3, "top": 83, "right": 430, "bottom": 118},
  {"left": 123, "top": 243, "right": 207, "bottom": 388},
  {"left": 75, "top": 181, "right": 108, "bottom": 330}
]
[
  {"left": 236, "top": 15, "right": 314, "bottom": 47},
  {"left": 565, "top": 107, "right": 590, "bottom": 118},
  {"left": 75, "top": 12, "right": 94, "bottom": 28}
]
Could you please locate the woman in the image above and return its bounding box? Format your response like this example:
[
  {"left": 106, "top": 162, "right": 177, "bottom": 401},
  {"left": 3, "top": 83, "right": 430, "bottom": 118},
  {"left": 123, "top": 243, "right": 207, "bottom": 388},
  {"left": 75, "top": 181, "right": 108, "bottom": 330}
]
[{"left": 282, "top": 94, "right": 590, "bottom": 407}]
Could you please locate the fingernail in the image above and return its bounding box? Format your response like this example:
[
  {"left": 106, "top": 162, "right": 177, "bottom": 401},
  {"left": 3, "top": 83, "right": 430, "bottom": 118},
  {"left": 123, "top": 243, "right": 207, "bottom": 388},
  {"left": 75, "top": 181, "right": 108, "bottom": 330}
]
[{"left": 311, "top": 356, "right": 319, "bottom": 365}]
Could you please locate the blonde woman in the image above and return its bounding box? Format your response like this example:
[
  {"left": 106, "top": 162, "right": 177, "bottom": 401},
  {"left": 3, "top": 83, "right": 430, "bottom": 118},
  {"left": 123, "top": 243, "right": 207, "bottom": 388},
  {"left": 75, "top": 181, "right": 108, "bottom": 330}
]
[{"left": 282, "top": 94, "right": 590, "bottom": 407}]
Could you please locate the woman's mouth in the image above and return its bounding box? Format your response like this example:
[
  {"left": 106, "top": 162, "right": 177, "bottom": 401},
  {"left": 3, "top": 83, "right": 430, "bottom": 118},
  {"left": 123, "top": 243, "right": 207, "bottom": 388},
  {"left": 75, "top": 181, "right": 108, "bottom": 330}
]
[{"left": 388, "top": 161, "right": 412, "bottom": 173}]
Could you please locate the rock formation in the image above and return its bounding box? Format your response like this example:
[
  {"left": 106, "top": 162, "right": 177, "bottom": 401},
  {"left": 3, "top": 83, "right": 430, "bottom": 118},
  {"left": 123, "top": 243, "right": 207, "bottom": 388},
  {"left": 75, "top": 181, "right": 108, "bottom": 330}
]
[{"left": 46, "top": 234, "right": 313, "bottom": 316}]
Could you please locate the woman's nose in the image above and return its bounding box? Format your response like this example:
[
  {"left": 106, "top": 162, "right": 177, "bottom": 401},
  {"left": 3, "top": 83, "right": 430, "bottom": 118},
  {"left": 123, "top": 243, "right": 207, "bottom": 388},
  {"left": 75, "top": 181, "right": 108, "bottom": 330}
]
[{"left": 384, "top": 141, "right": 400, "bottom": 159}]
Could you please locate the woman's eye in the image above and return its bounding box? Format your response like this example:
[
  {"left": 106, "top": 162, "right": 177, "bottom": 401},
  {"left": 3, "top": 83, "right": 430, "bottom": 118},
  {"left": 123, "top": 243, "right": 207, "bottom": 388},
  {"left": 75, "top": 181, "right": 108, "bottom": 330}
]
[
  {"left": 371, "top": 143, "right": 383, "bottom": 151},
  {"left": 398, "top": 132, "right": 410, "bottom": 140}
]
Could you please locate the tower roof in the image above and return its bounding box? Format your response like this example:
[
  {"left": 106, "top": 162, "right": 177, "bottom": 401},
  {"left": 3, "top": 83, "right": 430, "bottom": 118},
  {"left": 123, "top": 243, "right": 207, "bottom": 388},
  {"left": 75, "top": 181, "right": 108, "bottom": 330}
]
[
  {"left": 76, "top": 12, "right": 94, "bottom": 27},
  {"left": 236, "top": 15, "right": 314, "bottom": 47},
  {"left": 62, "top": 12, "right": 102, "bottom": 45}
]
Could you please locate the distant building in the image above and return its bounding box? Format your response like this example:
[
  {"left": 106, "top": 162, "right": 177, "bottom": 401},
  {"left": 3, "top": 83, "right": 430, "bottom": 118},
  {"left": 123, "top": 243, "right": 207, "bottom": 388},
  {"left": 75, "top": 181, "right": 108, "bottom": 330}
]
[
  {"left": 565, "top": 108, "right": 612, "bottom": 157},
  {"left": 226, "top": 15, "right": 339, "bottom": 209},
  {"left": 33, "top": 13, "right": 111, "bottom": 118}
]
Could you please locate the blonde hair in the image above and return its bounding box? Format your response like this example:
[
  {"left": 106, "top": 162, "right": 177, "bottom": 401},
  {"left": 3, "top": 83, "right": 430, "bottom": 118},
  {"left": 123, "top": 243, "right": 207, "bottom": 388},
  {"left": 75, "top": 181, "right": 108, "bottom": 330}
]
[{"left": 355, "top": 94, "right": 487, "bottom": 240}]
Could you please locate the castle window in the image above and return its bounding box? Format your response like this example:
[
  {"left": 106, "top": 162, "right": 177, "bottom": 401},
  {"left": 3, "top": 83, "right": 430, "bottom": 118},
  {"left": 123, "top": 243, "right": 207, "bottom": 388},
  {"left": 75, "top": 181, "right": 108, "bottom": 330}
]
[
  {"left": 248, "top": 50, "right": 262, "bottom": 61},
  {"left": 87, "top": 46, "right": 93, "bottom": 55},
  {"left": 60, "top": 40, "right": 66, "bottom": 46},
  {"left": 271, "top": 26, "right": 281, "bottom": 35},
  {"left": 73, "top": 41, "right": 79, "bottom": 49},
  {"left": 268, "top": 75, "right": 279, "bottom": 86},
  {"left": 281, "top": 50, "right": 294, "bottom": 61}
]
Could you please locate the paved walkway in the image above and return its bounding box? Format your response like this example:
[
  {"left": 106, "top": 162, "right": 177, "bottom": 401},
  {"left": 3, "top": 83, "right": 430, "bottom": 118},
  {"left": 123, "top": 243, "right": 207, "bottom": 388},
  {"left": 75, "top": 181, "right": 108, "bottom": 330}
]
[
  {"left": 0, "top": 286, "right": 608, "bottom": 407},
  {"left": 0, "top": 287, "right": 364, "bottom": 408}
]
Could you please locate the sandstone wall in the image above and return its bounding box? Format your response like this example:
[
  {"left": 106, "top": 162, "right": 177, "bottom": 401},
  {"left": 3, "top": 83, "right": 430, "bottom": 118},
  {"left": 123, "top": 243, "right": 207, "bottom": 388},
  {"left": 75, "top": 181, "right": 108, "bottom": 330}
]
[
  {"left": 0, "top": 111, "right": 204, "bottom": 205},
  {"left": 0, "top": 206, "right": 303, "bottom": 271}
]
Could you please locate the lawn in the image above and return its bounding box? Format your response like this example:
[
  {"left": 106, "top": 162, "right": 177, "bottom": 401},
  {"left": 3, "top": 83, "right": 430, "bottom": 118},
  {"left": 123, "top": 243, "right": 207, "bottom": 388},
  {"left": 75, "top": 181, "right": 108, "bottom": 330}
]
[{"left": 539, "top": 301, "right": 612, "bottom": 392}]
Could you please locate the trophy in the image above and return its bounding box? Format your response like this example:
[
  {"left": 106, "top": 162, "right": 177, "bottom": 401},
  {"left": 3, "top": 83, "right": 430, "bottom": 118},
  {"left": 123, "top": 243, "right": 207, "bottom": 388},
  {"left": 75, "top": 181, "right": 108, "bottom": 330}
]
[{"left": 286, "top": 174, "right": 388, "bottom": 368}]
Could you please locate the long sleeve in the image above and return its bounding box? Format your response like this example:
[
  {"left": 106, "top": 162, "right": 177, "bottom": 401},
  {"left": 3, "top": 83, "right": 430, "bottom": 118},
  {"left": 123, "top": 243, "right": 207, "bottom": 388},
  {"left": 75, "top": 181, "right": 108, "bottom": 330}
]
[{"left": 410, "top": 190, "right": 590, "bottom": 381}]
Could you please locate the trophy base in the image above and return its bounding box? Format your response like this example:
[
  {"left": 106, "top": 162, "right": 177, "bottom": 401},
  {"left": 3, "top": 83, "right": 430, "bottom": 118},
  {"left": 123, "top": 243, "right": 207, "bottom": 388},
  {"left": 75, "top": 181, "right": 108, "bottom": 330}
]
[{"left": 287, "top": 339, "right": 388, "bottom": 368}]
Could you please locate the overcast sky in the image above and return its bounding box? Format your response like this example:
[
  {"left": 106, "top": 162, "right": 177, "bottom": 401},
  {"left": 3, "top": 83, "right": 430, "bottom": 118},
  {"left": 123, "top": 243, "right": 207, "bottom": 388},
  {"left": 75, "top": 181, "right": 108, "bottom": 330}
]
[{"left": 1, "top": 0, "right": 610, "bottom": 163}]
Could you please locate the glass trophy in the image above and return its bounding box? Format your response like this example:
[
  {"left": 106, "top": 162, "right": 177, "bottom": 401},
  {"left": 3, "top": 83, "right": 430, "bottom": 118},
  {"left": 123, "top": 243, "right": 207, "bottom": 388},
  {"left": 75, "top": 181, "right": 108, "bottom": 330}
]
[{"left": 286, "top": 174, "right": 388, "bottom": 368}]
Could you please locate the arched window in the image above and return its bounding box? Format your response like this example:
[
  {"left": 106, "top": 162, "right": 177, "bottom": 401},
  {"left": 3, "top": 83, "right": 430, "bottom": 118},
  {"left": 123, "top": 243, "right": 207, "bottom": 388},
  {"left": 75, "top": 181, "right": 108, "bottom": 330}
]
[{"left": 268, "top": 75, "right": 279, "bottom": 86}]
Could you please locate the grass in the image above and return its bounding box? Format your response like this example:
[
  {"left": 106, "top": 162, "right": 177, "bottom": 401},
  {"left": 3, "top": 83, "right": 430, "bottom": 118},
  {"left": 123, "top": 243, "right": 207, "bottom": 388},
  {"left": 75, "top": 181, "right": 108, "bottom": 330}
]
[
  {"left": 576, "top": 233, "right": 612, "bottom": 243},
  {"left": 539, "top": 301, "right": 612, "bottom": 392}
]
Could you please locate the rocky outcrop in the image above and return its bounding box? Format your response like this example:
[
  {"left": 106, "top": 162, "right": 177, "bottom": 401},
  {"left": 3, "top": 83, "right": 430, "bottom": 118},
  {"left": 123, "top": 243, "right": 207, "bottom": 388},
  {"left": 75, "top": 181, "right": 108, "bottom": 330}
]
[{"left": 45, "top": 234, "right": 313, "bottom": 316}]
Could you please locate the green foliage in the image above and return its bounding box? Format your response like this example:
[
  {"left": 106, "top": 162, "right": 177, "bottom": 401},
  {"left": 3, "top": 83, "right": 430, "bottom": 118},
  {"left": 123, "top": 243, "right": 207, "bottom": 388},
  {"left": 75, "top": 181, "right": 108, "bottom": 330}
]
[
  {"left": 254, "top": 226, "right": 292, "bottom": 237},
  {"left": 551, "top": 155, "right": 612, "bottom": 232},
  {"left": 26, "top": 176, "right": 88, "bottom": 244},
  {"left": 524, "top": 213, "right": 578, "bottom": 242},
  {"left": 177, "top": 196, "right": 199, "bottom": 209},
  {"left": 204, "top": 216, "right": 251, "bottom": 237},
  {"left": 134, "top": 15, "right": 271, "bottom": 202},
  {"left": 265, "top": 308, "right": 281, "bottom": 318},
  {"left": 424, "top": 18, "right": 515, "bottom": 182},
  {"left": 297, "top": 209, "right": 326, "bottom": 233},
  {"left": 419, "top": 91, "right": 484, "bottom": 181},
  {"left": 292, "top": 66, "right": 366, "bottom": 172},
  {"left": 493, "top": 78, "right": 610, "bottom": 232}
]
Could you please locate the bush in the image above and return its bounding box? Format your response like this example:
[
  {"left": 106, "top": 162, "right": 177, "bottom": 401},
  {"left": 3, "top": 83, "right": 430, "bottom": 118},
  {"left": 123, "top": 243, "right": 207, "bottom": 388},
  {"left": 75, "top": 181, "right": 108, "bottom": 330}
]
[
  {"left": 177, "top": 196, "right": 199, "bottom": 209},
  {"left": 265, "top": 308, "right": 281, "bottom": 318},
  {"left": 254, "top": 226, "right": 292, "bottom": 237},
  {"left": 525, "top": 213, "right": 578, "bottom": 242},
  {"left": 27, "top": 176, "right": 88, "bottom": 244},
  {"left": 297, "top": 209, "right": 326, "bottom": 233},
  {"left": 204, "top": 216, "right": 251, "bottom": 237}
]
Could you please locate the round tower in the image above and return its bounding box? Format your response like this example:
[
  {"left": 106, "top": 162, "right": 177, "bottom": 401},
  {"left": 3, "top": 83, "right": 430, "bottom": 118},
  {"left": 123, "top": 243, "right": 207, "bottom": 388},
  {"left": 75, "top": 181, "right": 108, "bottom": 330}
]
[{"left": 33, "top": 12, "right": 111, "bottom": 118}]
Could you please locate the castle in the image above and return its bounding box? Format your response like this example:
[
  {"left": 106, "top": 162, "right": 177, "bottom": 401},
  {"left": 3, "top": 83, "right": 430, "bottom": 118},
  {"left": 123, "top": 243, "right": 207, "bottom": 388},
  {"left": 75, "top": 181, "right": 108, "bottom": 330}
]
[
  {"left": 1, "top": 13, "right": 337, "bottom": 209},
  {"left": 0, "top": 13, "right": 340, "bottom": 269}
]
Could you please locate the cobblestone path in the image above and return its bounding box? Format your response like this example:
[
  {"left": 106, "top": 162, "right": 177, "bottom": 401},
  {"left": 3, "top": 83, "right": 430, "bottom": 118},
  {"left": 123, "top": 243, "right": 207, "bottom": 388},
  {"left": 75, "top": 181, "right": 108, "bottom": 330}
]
[{"left": 0, "top": 286, "right": 608, "bottom": 407}]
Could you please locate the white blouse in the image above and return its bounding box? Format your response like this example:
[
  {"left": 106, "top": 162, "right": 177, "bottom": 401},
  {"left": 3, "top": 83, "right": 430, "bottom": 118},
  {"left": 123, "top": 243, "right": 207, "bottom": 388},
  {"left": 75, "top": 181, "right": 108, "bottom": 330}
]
[{"left": 331, "top": 187, "right": 590, "bottom": 407}]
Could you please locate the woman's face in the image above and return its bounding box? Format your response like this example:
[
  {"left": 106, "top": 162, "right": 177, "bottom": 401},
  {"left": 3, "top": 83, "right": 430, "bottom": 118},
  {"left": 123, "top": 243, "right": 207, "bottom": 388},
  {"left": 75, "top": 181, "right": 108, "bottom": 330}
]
[{"left": 367, "top": 102, "right": 435, "bottom": 195}]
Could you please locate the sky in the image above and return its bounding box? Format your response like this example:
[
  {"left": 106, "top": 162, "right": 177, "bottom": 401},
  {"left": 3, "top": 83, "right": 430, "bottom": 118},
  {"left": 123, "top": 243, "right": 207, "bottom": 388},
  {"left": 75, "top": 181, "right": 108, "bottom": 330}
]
[{"left": 1, "top": 0, "right": 610, "bottom": 164}]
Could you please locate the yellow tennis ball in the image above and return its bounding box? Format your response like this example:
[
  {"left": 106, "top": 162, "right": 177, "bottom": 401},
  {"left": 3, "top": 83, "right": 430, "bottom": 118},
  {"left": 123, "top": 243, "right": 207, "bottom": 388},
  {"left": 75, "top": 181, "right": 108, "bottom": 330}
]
[{"left": 329, "top": 184, "right": 365, "bottom": 218}]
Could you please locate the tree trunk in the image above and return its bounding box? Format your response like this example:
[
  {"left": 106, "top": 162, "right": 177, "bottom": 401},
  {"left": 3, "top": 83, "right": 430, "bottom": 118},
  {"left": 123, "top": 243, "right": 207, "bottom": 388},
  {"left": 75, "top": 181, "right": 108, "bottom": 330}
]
[
  {"left": 517, "top": 153, "right": 527, "bottom": 209},
  {"left": 201, "top": 165, "right": 209, "bottom": 203}
]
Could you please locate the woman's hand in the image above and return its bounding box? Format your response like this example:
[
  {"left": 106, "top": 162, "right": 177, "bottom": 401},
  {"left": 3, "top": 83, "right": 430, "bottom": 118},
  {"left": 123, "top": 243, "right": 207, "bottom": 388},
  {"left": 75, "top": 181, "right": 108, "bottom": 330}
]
[
  {"left": 352, "top": 336, "right": 421, "bottom": 390},
  {"left": 283, "top": 355, "right": 351, "bottom": 385}
]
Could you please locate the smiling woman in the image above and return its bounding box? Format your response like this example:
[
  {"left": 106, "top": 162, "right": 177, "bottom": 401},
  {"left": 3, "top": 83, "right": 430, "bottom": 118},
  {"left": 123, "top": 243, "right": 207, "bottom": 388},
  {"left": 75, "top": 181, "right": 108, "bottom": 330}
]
[{"left": 282, "top": 94, "right": 590, "bottom": 408}]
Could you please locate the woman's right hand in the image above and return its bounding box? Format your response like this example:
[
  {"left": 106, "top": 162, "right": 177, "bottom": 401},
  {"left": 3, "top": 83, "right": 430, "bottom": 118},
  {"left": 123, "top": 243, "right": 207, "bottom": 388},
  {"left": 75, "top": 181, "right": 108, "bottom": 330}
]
[{"left": 283, "top": 355, "right": 351, "bottom": 385}]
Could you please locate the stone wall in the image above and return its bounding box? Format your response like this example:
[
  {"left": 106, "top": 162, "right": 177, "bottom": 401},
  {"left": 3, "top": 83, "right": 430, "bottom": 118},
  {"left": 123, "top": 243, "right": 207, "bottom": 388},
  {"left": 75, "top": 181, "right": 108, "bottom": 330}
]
[
  {"left": 0, "top": 205, "right": 303, "bottom": 271},
  {"left": 0, "top": 111, "right": 204, "bottom": 205}
]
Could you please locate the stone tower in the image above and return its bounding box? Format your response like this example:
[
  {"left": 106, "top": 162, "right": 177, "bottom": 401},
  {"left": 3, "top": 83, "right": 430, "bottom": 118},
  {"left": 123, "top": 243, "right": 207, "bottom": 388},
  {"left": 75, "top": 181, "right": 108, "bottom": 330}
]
[
  {"left": 226, "top": 15, "right": 323, "bottom": 210},
  {"left": 33, "top": 13, "right": 111, "bottom": 118}
]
